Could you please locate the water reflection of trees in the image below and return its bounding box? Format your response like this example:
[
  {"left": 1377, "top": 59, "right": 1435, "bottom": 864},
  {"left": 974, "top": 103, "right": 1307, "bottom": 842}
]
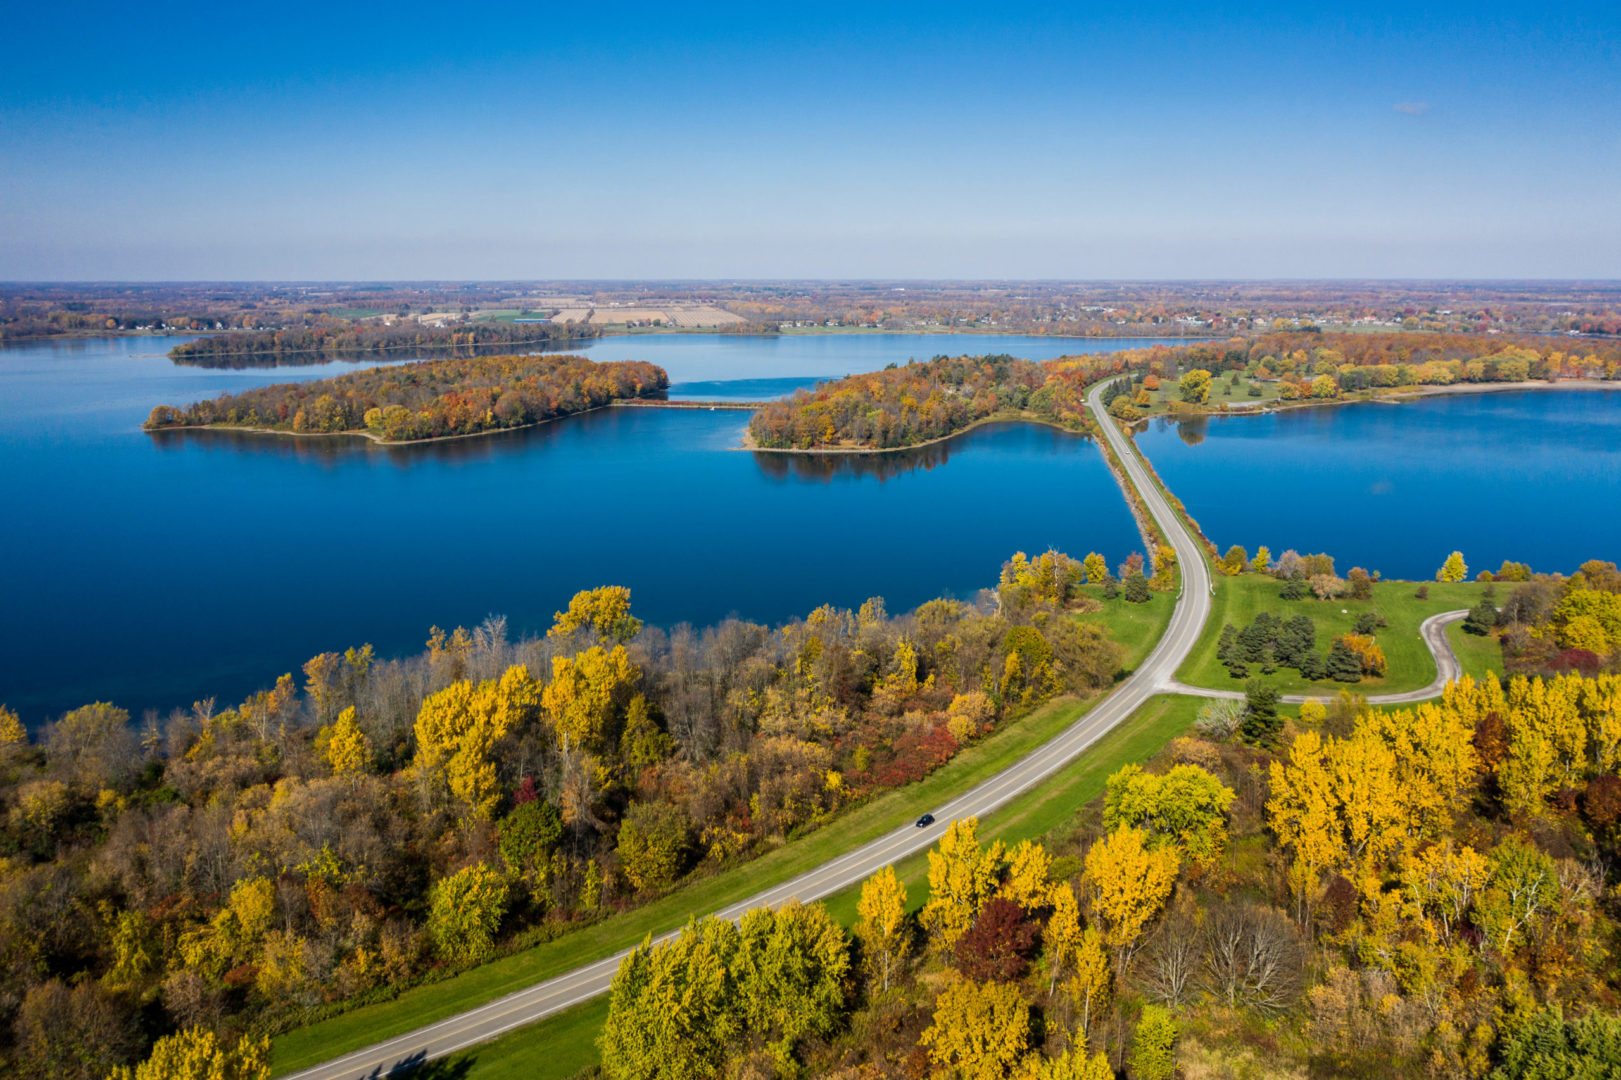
[
  {"left": 1145, "top": 415, "right": 1209, "bottom": 446},
  {"left": 751, "top": 438, "right": 961, "bottom": 483},
  {"left": 750, "top": 420, "right": 1089, "bottom": 484}
]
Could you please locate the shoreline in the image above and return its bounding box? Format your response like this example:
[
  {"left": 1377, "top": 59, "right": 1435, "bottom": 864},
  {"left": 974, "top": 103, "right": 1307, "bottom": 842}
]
[
  {"left": 1149, "top": 376, "right": 1618, "bottom": 425},
  {"left": 737, "top": 410, "right": 1091, "bottom": 454}
]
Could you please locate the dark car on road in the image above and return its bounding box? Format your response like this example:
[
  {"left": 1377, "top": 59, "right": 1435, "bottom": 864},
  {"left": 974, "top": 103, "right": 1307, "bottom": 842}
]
[{"left": 915, "top": 813, "right": 935, "bottom": 828}]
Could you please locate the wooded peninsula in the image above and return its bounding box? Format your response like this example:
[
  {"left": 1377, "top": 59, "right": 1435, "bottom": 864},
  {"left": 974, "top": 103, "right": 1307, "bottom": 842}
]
[
  {"left": 751, "top": 332, "right": 1621, "bottom": 451},
  {"left": 143, "top": 354, "right": 668, "bottom": 443}
]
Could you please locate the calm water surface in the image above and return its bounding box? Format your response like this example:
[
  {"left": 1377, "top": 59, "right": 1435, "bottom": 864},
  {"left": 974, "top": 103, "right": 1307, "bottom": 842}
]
[
  {"left": 1135, "top": 390, "right": 1621, "bottom": 580},
  {"left": 1, "top": 334, "right": 1157, "bottom": 722}
]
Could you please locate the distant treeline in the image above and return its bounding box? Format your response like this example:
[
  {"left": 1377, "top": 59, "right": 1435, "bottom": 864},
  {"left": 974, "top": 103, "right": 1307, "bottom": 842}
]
[
  {"left": 167, "top": 320, "right": 598, "bottom": 368},
  {"left": 747, "top": 352, "right": 1140, "bottom": 450},
  {"left": 145, "top": 353, "right": 667, "bottom": 442}
]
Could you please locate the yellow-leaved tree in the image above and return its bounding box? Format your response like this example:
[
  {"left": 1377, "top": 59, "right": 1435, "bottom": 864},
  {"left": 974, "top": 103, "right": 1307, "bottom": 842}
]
[
  {"left": 1437, "top": 551, "right": 1468, "bottom": 582},
  {"left": 920, "top": 978, "right": 1030, "bottom": 1080},
  {"left": 1067, "top": 924, "right": 1112, "bottom": 1038},
  {"left": 414, "top": 664, "right": 540, "bottom": 818},
  {"left": 543, "top": 645, "right": 639, "bottom": 754},
  {"left": 856, "top": 865, "right": 911, "bottom": 993},
  {"left": 1081, "top": 826, "right": 1178, "bottom": 969},
  {"left": 998, "top": 839, "right": 1054, "bottom": 914},
  {"left": 549, "top": 585, "right": 643, "bottom": 643},
  {"left": 920, "top": 817, "right": 1005, "bottom": 952},
  {"left": 108, "top": 1028, "right": 270, "bottom": 1080},
  {"left": 319, "top": 705, "right": 371, "bottom": 779}
]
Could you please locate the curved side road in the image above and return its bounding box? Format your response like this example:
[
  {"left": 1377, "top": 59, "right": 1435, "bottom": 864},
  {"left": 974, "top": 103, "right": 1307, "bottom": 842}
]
[
  {"left": 284, "top": 382, "right": 1212, "bottom": 1080},
  {"left": 1164, "top": 609, "right": 1469, "bottom": 705}
]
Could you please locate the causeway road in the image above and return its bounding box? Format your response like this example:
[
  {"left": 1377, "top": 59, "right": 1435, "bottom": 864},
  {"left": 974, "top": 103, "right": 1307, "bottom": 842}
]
[{"left": 284, "top": 381, "right": 1214, "bottom": 1079}]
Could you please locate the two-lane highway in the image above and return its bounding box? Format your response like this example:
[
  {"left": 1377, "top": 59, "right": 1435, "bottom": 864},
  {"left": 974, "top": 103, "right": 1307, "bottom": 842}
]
[{"left": 285, "top": 381, "right": 1212, "bottom": 1080}]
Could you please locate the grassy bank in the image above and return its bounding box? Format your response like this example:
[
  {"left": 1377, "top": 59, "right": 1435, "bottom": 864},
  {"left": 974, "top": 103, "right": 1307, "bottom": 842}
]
[
  {"left": 1175, "top": 574, "right": 1490, "bottom": 696},
  {"left": 418, "top": 693, "right": 1203, "bottom": 1080},
  {"left": 1074, "top": 586, "right": 1177, "bottom": 676}
]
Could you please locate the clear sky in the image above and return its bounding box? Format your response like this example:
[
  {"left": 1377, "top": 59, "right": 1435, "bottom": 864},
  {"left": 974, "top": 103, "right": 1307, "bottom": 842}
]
[{"left": 2, "top": 1, "right": 1617, "bottom": 280}]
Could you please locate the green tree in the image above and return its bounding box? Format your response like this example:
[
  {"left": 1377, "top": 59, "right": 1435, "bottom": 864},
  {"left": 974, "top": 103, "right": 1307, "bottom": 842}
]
[
  {"left": 600, "top": 918, "right": 740, "bottom": 1080},
  {"left": 1221, "top": 545, "right": 1249, "bottom": 576},
  {"left": 1488, "top": 1005, "right": 1621, "bottom": 1080},
  {"left": 1124, "top": 572, "right": 1152, "bottom": 604},
  {"left": 617, "top": 800, "right": 692, "bottom": 891},
  {"left": 499, "top": 799, "right": 563, "bottom": 881},
  {"left": 1104, "top": 763, "right": 1236, "bottom": 868},
  {"left": 1130, "top": 1005, "right": 1178, "bottom": 1080},
  {"left": 1241, "top": 679, "right": 1282, "bottom": 746},
  {"left": 1325, "top": 639, "right": 1364, "bottom": 683},
  {"left": 733, "top": 901, "right": 850, "bottom": 1066},
  {"left": 1464, "top": 596, "right": 1498, "bottom": 636},
  {"left": 427, "top": 863, "right": 508, "bottom": 963}
]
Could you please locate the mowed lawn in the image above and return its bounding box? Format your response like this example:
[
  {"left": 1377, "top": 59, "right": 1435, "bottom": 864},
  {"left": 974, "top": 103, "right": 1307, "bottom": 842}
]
[
  {"left": 1073, "top": 585, "right": 1177, "bottom": 676},
  {"left": 272, "top": 686, "right": 1135, "bottom": 1073},
  {"left": 417, "top": 693, "right": 1203, "bottom": 1080},
  {"left": 1175, "top": 573, "right": 1493, "bottom": 696}
]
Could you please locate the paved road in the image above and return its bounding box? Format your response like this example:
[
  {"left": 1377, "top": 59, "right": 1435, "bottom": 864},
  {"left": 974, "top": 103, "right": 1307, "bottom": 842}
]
[
  {"left": 284, "top": 382, "right": 1213, "bottom": 1080},
  {"left": 1164, "top": 609, "right": 1469, "bottom": 705}
]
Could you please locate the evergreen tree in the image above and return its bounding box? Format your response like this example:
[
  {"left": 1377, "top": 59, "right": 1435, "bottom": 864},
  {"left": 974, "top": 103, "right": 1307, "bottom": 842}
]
[
  {"left": 1325, "top": 639, "right": 1364, "bottom": 683},
  {"left": 1464, "top": 597, "right": 1499, "bottom": 636},
  {"left": 1124, "top": 573, "right": 1151, "bottom": 604},
  {"left": 1241, "top": 680, "right": 1282, "bottom": 747}
]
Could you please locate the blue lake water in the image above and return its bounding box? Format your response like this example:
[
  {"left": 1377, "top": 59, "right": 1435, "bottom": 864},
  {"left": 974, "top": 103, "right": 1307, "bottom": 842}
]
[
  {"left": 1135, "top": 389, "right": 1621, "bottom": 580},
  {"left": 0, "top": 333, "right": 1162, "bottom": 723}
]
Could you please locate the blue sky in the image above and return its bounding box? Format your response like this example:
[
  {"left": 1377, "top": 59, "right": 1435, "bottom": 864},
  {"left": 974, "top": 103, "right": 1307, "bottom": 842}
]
[{"left": 2, "top": 2, "right": 1617, "bottom": 279}]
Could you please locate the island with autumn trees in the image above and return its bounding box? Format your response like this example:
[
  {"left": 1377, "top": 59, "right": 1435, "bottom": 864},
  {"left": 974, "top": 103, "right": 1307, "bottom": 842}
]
[
  {"left": 143, "top": 353, "right": 668, "bottom": 443},
  {"left": 750, "top": 333, "right": 1621, "bottom": 450},
  {"left": 165, "top": 318, "right": 598, "bottom": 368}
]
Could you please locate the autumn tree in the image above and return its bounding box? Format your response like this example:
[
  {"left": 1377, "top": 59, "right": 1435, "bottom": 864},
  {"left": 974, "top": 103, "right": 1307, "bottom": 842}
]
[
  {"left": 1082, "top": 552, "right": 1109, "bottom": 584},
  {"left": 1082, "top": 826, "right": 1179, "bottom": 968},
  {"left": 856, "top": 865, "right": 911, "bottom": 992},
  {"left": 1178, "top": 368, "right": 1212, "bottom": 404},
  {"left": 550, "top": 586, "right": 644, "bottom": 644},
  {"left": 922, "top": 818, "right": 1006, "bottom": 951},
  {"left": 108, "top": 1029, "right": 270, "bottom": 1080},
  {"left": 733, "top": 901, "right": 850, "bottom": 1066},
  {"left": 1130, "top": 1005, "right": 1178, "bottom": 1080},
  {"left": 1437, "top": 551, "right": 1468, "bottom": 583},
  {"left": 1104, "top": 763, "right": 1236, "bottom": 868},
  {"left": 413, "top": 664, "right": 540, "bottom": 818},
  {"left": 920, "top": 978, "right": 1031, "bottom": 1080},
  {"left": 318, "top": 705, "right": 370, "bottom": 778},
  {"left": 543, "top": 645, "right": 639, "bottom": 753},
  {"left": 617, "top": 800, "right": 692, "bottom": 891}
]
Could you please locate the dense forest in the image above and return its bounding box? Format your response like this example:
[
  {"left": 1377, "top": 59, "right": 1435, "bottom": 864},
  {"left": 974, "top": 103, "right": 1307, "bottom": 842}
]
[
  {"left": 746, "top": 352, "right": 1141, "bottom": 451},
  {"left": 166, "top": 320, "right": 597, "bottom": 367},
  {"left": 606, "top": 659, "right": 1621, "bottom": 1079},
  {"left": 143, "top": 354, "right": 667, "bottom": 442},
  {"left": 0, "top": 552, "right": 1134, "bottom": 1077}
]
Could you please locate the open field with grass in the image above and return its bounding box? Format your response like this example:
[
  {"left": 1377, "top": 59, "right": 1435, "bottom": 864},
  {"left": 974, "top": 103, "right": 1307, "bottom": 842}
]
[
  {"left": 1073, "top": 585, "right": 1176, "bottom": 675},
  {"left": 1131, "top": 372, "right": 1284, "bottom": 417},
  {"left": 272, "top": 686, "right": 1132, "bottom": 1073},
  {"left": 414, "top": 693, "right": 1203, "bottom": 1080},
  {"left": 1448, "top": 617, "right": 1506, "bottom": 681},
  {"left": 1175, "top": 573, "right": 1491, "bottom": 696}
]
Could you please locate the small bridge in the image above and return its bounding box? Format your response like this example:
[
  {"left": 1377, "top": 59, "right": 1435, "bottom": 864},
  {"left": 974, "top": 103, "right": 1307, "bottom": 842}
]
[{"left": 614, "top": 399, "right": 760, "bottom": 411}]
